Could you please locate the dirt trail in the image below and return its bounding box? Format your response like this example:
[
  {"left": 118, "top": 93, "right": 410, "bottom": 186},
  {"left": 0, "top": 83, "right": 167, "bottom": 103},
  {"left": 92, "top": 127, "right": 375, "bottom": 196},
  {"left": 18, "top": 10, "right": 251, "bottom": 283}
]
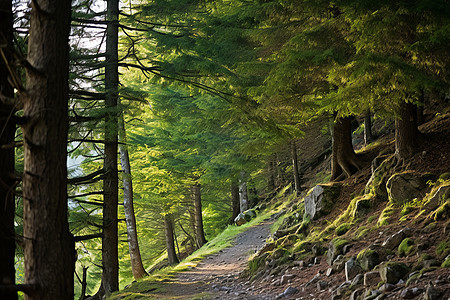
[{"left": 157, "top": 219, "right": 276, "bottom": 299}]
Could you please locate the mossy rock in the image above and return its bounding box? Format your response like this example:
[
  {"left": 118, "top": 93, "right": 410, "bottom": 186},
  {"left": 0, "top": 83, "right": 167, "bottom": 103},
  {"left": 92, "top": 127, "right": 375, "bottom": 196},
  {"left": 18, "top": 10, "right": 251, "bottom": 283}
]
[
  {"left": 398, "top": 238, "right": 415, "bottom": 256},
  {"left": 365, "top": 154, "right": 397, "bottom": 201},
  {"left": 353, "top": 197, "right": 373, "bottom": 219},
  {"left": 436, "top": 240, "right": 450, "bottom": 258},
  {"left": 442, "top": 257, "right": 450, "bottom": 268},
  {"left": 327, "top": 238, "right": 349, "bottom": 265},
  {"left": 380, "top": 262, "right": 410, "bottom": 284},
  {"left": 304, "top": 183, "right": 341, "bottom": 220},
  {"left": 357, "top": 248, "right": 381, "bottom": 271},
  {"left": 386, "top": 172, "right": 433, "bottom": 205}
]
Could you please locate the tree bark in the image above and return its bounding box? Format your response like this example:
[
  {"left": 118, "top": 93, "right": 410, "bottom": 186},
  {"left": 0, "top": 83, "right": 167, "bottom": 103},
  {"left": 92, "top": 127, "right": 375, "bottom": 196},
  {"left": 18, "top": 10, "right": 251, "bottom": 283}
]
[
  {"left": 229, "top": 181, "right": 240, "bottom": 224},
  {"left": 291, "top": 141, "right": 301, "bottom": 193},
  {"left": 0, "top": 1, "right": 17, "bottom": 299},
  {"left": 22, "top": 1, "right": 74, "bottom": 299},
  {"left": 164, "top": 214, "right": 179, "bottom": 265},
  {"left": 395, "top": 101, "right": 418, "bottom": 161},
  {"left": 331, "top": 116, "right": 363, "bottom": 181},
  {"left": 119, "top": 114, "right": 148, "bottom": 279},
  {"left": 102, "top": 0, "right": 119, "bottom": 295},
  {"left": 192, "top": 184, "right": 207, "bottom": 249},
  {"left": 238, "top": 172, "right": 249, "bottom": 212},
  {"left": 363, "top": 109, "right": 373, "bottom": 146}
]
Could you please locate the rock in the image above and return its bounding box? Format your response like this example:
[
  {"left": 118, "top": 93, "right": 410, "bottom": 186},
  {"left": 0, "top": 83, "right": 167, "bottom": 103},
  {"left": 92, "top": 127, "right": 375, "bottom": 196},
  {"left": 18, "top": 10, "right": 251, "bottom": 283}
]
[
  {"left": 312, "top": 243, "right": 325, "bottom": 256},
  {"left": 234, "top": 213, "right": 247, "bottom": 226},
  {"left": 364, "top": 271, "right": 382, "bottom": 286},
  {"left": 283, "top": 286, "right": 298, "bottom": 296},
  {"left": 400, "top": 287, "right": 424, "bottom": 298},
  {"left": 351, "top": 274, "right": 364, "bottom": 287},
  {"left": 357, "top": 248, "right": 381, "bottom": 271},
  {"left": 345, "top": 257, "right": 363, "bottom": 281},
  {"left": 386, "top": 172, "right": 430, "bottom": 205},
  {"left": 243, "top": 209, "right": 257, "bottom": 221},
  {"left": 306, "top": 273, "right": 321, "bottom": 287},
  {"left": 332, "top": 255, "right": 347, "bottom": 272},
  {"left": 326, "top": 267, "right": 334, "bottom": 276},
  {"left": 424, "top": 184, "right": 450, "bottom": 211},
  {"left": 424, "top": 285, "right": 442, "bottom": 300},
  {"left": 379, "top": 262, "right": 409, "bottom": 284},
  {"left": 353, "top": 197, "right": 373, "bottom": 219},
  {"left": 280, "top": 274, "right": 295, "bottom": 285},
  {"left": 317, "top": 280, "right": 328, "bottom": 291},
  {"left": 304, "top": 184, "right": 340, "bottom": 220},
  {"left": 349, "top": 288, "right": 365, "bottom": 300},
  {"left": 334, "top": 281, "right": 351, "bottom": 296},
  {"left": 382, "top": 228, "right": 412, "bottom": 250},
  {"left": 327, "top": 239, "right": 349, "bottom": 266},
  {"left": 379, "top": 283, "right": 396, "bottom": 292}
]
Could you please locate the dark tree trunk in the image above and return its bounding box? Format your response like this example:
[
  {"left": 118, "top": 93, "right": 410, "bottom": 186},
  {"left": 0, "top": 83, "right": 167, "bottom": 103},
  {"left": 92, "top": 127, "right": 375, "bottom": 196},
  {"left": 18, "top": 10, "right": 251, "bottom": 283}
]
[
  {"left": 102, "top": 0, "right": 119, "bottom": 295},
  {"left": 267, "top": 159, "right": 275, "bottom": 192},
  {"left": 192, "top": 184, "right": 207, "bottom": 249},
  {"left": 364, "top": 109, "right": 373, "bottom": 145},
  {"left": 395, "top": 101, "right": 418, "bottom": 161},
  {"left": 331, "top": 116, "right": 363, "bottom": 181},
  {"left": 22, "top": 0, "right": 74, "bottom": 299},
  {"left": 119, "top": 114, "right": 147, "bottom": 279},
  {"left": 291, "top": 141, "right": 301, "bottom": 193},
  {"left": 417, "top": 91, "right": 425, "bottom": 126},
  {"left": 229, "top": 181, "right": 240, "bottom": 224},
  {"left": 0, "top": 1, "right": 17, "bottom": 299},
  {"left": 164, "top": 214, "right": 179, "bottom": 265}
]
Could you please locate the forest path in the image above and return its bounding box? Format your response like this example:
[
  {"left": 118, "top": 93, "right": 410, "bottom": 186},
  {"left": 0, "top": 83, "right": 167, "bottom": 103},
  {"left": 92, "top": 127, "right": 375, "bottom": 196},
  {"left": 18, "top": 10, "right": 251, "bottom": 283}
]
[{"left": 156, "top": 219, "right": 276, "bottom": 299}]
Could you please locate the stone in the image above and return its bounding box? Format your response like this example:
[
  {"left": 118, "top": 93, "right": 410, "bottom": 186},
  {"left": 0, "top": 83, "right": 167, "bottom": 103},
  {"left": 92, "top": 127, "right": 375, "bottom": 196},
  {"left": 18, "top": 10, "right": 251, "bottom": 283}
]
[
  {"left": 424, "top": 286, "right": 442, "bottom": 300},
  {"left": 334, "top": 281, "right": 351, "bottom": 296},
  {"left": 364, "top": 271, "right": 382, "bottom": 286},
  {"left": 304, "top": 184, "right": 340, "bottom": 220},
  {"left": 351, "top": 274, "right": 364, "bottom": 287},
  {"left": 379, "top": 283, "right": 396, "bottom": 292},
  {"left": 357, "top": 248, "right": 381, "bottom": 271},
  {"left": 386, "top": 172, "right": 430, "bottom": 205},
  {"left": 283, "top": 286, "right": 298, "bottom": 296},
  {"left": 345, "top": 257, "right": 363, "bottom": 281},
  {"left": 306, "top": 273, "right": 321, "bottom": 287},
  {"left": 326, "top": 267, "right": 334, "bottom": 276},
  {"left": 317, "top": 280, "right": 328, "bottom": 291},
  {"left": 327, "top": 239, "right": 349, "bottom": 266},
  {"left": 280, "top": 274, "right": 295, "bottom": 285},
  {"left": 424, "top": 185, "right": 450, "bottom": 211},
  {"left": 312, "top": 243, "right": 325, "bottom": 256},
  {"left": 332, "top": 255, "right": 347, "bottom": 272},
  {"left": 379, "top": 262, "right": 409, "bottom": 284},
  {"left": 234, "top": 213, "right": 247, "bottom": 226},
  {"left": 400, "top": 287, "right": 424, "bottom": 299},
  {"left": 349, "top": 288, "right": 365, "bottom": 300},
  {"left": 353, "top": 197, "right": 372, "bottom": 219},
  {"left": 382, "top": 228, "right": 412, "bottom": 250}
]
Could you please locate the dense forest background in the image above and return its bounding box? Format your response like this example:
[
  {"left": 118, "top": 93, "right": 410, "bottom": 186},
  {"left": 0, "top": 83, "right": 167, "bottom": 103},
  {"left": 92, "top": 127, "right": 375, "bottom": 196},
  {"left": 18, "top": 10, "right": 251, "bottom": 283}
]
[{"left": 0, "top": 0, "right": 448, "bottom": 299}]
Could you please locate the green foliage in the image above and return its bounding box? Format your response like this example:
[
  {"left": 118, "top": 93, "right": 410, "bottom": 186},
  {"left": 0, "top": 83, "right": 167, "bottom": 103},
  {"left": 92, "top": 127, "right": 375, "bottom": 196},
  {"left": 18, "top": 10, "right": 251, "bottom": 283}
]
[
  {"left": 335, "top": 223, "right": 352, "bottom": 236},
  {"left": 436, "top": 240, "right": 450, "bottom": 258}
]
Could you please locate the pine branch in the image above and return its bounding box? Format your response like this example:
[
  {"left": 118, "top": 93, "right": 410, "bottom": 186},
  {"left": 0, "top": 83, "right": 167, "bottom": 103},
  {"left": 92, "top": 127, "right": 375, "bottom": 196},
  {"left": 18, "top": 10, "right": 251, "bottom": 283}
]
[
  {"left": 74, "top": 233, "right": 102, "bottom": 242},
  {"left": 68, "top": 169, "right": 104, "bottom": 185}
]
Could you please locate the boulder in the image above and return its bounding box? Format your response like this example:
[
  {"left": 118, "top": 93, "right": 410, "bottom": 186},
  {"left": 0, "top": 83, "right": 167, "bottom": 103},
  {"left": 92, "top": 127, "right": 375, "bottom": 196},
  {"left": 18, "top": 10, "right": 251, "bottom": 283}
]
[
  {"left": 424, "top": 184, "right": 450, "bottom": 211},
  {"left": 364, "top": 271, "right": 382, "bottom": 286},
  {"left": 280, "top": 274, "right": 295, "bottom": 285},
  {"left": 327, "top": 238, "right": 349, "bottom": 266},
  {"left": 357, "top": 248, "right": 381, "bottom": 271},
  {"left": 234, "top": 213, "right": 247, "bottom": 226},
  {"left": 345, "top": 257, "right": 362, "bottom": 281},
  {"left": 386, "top": 172, "right": 431, "bottom": 205},
  {"left": 353, "top": 196, "right": 373, "bottom": 219},
  {"left": 382, "top": 228, "right": 412, "bottom": 250},
  {"left": 379, "top": 262, "right": 409, "bottom": 284},
  {"left": 332, "top": 255, "right": 347, "bottom": 272},
  {"left": 349, "top": 288, "right": 365, "bottom": 300},
  {"left": 304, "top": 183, "right": 340, "bottom": 220}
]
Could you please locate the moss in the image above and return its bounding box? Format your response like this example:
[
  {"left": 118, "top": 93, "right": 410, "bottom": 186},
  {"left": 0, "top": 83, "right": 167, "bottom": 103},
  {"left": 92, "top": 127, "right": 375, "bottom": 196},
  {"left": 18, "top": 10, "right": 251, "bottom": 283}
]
[
  {"left": 431, "top": 201, "right": 450, "bottom": 220},
  {"left": 436, "top": 240, "right": 450, "bottom": 258},
  {"left": 398, "top": 238, "right": 415, "bottom": 256},
  {"left": 367, "top": 215, "right": 376, "bottom": 223},
  {"left": 378, "top": 203, "right": 396, "bottom": 226},
  {"left": 442, "top": 257, "right": 450, "bottom": 268},
  {"left": 355, "top": 228, "right": 370, "bottom": 239},
  {"left": 335, "top": 223, "right": 352, "bottom": 236}
]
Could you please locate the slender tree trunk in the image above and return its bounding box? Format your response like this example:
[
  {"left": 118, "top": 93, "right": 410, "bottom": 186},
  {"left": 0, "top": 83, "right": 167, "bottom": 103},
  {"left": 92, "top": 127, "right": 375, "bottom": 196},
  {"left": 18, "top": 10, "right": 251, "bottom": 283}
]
[
  {"left": 238, "top": 175, "right": 249, "bottom": 213},
  {"left": 364, "top": 109, "right": 373, "bottom": 145},
  {"left": 102, "top": 0, "right": 119, "bottom": 295},
  {"left": 119, "top": 114, "right": 148, "bottom": 279},
  {"left": 22, "top": 1, "right": 74, "bottom": 299},
  {"left": 291, "top": 141, "right": 301, "bottom": 193},
  {"left": 331, "top": 115, "right": 363, "bottom": 181},
  {"left": 164, "top": 214, "right": 179, "bottom": 265},
  {"left": 0, "top": 1, "right": 17, "bottom": 299},
  {"left": 267, "top": 159, "right": 275, "bottom": 192},
  {"left": 192, "top": 184, "right": 207, "bottom": 249},
  {"left": 395, "top": 101, "right": 418, "bottom": 161},
  {"left": 229, "top": 180, "right": 240, "bottom": 224}
]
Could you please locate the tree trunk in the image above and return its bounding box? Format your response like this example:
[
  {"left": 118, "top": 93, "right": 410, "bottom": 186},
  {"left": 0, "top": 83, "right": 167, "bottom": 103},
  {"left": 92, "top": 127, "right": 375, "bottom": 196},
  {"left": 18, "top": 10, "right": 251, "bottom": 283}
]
[
  {"left": 267, "top": 159, "right": 275, "bottom": 192},
  {"left": 102, "top": 0, "right": 119, "bottom": 295},
  {"left": 331, "top": 116, "right": 362, "bottom": 181},
  {"left": 192, "top": 184, "right": 207, "bottom": 249},
  {"left": 22, "top": 1, "right": 74, "bottom": 299},
  {"left": 363, "top": 109, "right": 373, "bottom": 146},
  {"left": 229, "top": 181, "right": 240, "bottom": 224},
  {"left": 119, "top": 114, "right": 148, "bottom": 279},
  {"left": 238, "top": 177, "right": 248, "bottom": 213},
  {"left": 0, "top": 1, "right": 17, "bottom": 299},
  {"left": 291, "top": 141, "right": 301, "bottom": 193},
  {"left": 164, "top": 214, "right": 179, "bottom": 265},
  {"left": 395, "top": 101, "right": 418, "bottom": 161}
]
